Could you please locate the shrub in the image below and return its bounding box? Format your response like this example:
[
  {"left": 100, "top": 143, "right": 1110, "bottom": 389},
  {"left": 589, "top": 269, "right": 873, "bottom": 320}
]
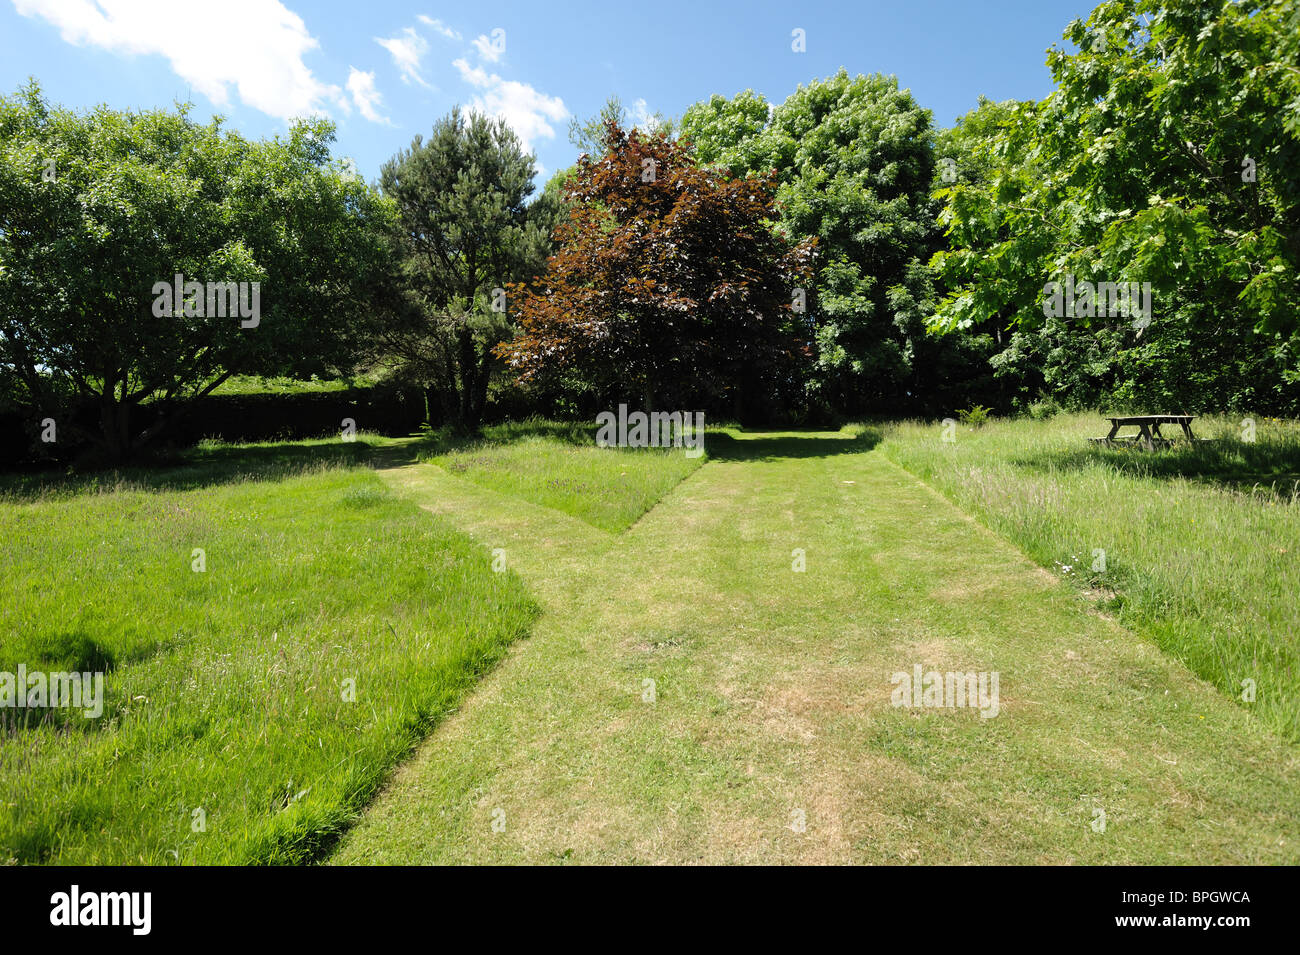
[
  {"left": 1026, "top": 396, "right": 1062, "bottom": 420},
  {"left": 957, "top": 404, "right": 993, "bottom": 428}
]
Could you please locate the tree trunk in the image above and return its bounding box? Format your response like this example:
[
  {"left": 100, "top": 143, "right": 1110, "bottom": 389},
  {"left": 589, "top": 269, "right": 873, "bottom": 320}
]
[
  {"left": 468, "top": 347, "right": 492, "bottom": 432},
  {"left": 98, "top": 390, "right": 130, "bottom": 465},
  {"left": 449, "top": 327, "right": 482, "bottom": 434},
  {"left": 424, "top": 386, "right": 442, "bottom": 428}
]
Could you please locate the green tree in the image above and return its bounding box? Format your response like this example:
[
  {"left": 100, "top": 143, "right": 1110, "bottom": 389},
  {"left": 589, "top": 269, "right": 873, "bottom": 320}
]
[
  {"left": 933, "top": 96, "right": 1030, "bottom": 191},
  {"left": 376, "top": 108, "right": 558, "bottom": 432},
  {"left": 0, "top": 82, "right": 392, "bottom": 462},
  {"left": 568, "top": 95, "right": 673, "bottom": 157},
  {"left": 927, "top": 97, "right": 1041, "bottom": 409},
  {"left": 677, "top": 89, "right": 773, "bottom": 174},
  {"left": 682, "top": 72, "right": 940, "bottom": 414},
  {"left": 931, "top": 0, "right": 1300, "bottom": 412}
]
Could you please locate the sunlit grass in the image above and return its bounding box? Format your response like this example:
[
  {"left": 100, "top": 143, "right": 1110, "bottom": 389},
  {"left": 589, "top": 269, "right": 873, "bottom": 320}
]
[
  {"left": 336, "top": 424, "right": 1298, "bottom": 865},
  {"left": 424, "top": 419, "right": 707, "bottom": 533},
  {"left": 0, "top": 440, "right": 535, "bottom": 864},
  {"left": 882, "top": 412, "right": 1300, "bottom": 741}
]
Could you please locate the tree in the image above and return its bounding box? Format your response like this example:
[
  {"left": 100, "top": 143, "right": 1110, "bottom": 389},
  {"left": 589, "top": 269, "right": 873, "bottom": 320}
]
[
  {"left": 568, "top": 95, "right": 674, "bottom": 157},
  {"left": 498, "top": 123, "right": 814, "bottom": 419},
  {"left": 930, "top": 0, "right": 1300, "bottom": 413},
  {"left": 925, "top": 97, "right": 1040, "bottom": 410},
  {"left": 375, "top": 109, "right": 557, "bottom": 432},
  {"left": 682, "top": 72, "right": 941, "bottom": 414},
  {"left": 0, "top": 82, "right": 393, "bottom": 463},
  {"left": 677, "top": 89, "right": 773, "bottom": 175}
]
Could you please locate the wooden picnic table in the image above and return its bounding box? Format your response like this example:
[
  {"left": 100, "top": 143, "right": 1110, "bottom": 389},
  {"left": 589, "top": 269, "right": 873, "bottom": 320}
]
[{"left": 1090, "top": 414, "right": 1198, "bottom": 449}]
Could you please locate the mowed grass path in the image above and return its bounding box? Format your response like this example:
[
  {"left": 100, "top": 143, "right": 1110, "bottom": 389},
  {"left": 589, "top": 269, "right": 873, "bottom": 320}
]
[{"left": 334, "top": 428, "right": 1299, "bottom": 864}]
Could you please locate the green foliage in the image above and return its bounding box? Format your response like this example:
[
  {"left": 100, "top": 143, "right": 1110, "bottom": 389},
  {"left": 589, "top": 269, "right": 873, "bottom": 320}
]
[
  {"left": 957, "top": 404, "right": 992, "bottom": 427},
  {"left": 375, "top": 109, "right": 558, "bottom": 432},
  {"left": 0, "top": 82, "right": 394, "bottom": 461},
  {"left": 930, "top": 0, "right": 1300, "bottom": 413},
  {"left": 1025, "top": 396, "right": 1063, "bottom": 420},
  {"left": 678, "top": 89, "right": 774, "bottom": 173},
  {"left": 568, "top": 95, "right": 674, "bottom": 157},
  {"left": 932, "top": 96, "right": 1030, "bottom": 190},
  {"left": 209, "top": 376, "right": 362, "bottom": 396},
  {"left": 682, "top": 72, "right": 942, "bottom": 413}
]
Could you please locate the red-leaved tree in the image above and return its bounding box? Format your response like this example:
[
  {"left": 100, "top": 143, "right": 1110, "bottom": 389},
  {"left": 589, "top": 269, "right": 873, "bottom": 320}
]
[{"left": 497, "top": 123, "right": 814, "bottom": 417}]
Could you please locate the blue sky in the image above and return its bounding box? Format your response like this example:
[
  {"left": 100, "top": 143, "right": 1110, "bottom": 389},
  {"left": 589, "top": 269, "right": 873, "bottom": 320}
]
[{"left": 1, "top": 0, "right": 1098, "bottom": 185}]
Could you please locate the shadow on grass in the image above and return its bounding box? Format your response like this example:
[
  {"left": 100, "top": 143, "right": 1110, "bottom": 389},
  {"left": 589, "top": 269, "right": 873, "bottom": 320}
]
[
  {"left": 0, "top": 419, "right": 602, "bottom": 502},
  {"left": 421, "top": 420, "right": 885, "bottom": 464},
  {"left": 706, "top": 427, "right": 882, "bottom": 462},
  {"left": 1015, "top": 436, "right": 1300, "bottom": 498},
  {"left": 0, "top": 419, "right": 605, "bottom": 502},
  {"left": 0, "top": 420, "right": 886, "bottom": 501},
  {"left": 0, "top": 438, "right": 416, "bottom": 502},
  {"left": 413, "top": 418, "right": 597, "bottom": 462}
]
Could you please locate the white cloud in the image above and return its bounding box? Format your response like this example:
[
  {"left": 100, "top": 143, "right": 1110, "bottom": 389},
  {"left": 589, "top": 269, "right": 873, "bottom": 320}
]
[
  {"left": 375, "top": 25, "right": 432, "bottom": 88},
  {"left": 417, "top": 15, "right": 460, "bottom": 41},
  {"left": 12, "top": 0, "right": 347, "bottom": 120},
  {"left": 631, "top": 98, "right": 653, "bottom": 130},
  {"left": 472, "top": 30, "right": 504, "bottom": 63},
  {"left": 452, "top": 57, "right": 566, "bottom": 153},
  {"left": 346, "top": 68, "right": 389, "bottom": 124}
]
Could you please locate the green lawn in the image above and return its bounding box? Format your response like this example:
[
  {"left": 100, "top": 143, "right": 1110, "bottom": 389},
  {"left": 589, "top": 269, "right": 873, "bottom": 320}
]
[
  {"left": 881, "top": 413, "right": 1300, "bottom": 742},
  {"left": 0, "top": 436, "right": 540, "bottom": 864},
  {"left": 334, "top": 423, "right": 1298, "bottom": 864},
  {"left": 207, "top": 375, "right": 369, "bottom": 396},
  {"left": 424, "top": 420, "right": 706, "bottom": 533},
  {"left": 5, "top": 418, "right": 1298, "bottom": 865}
]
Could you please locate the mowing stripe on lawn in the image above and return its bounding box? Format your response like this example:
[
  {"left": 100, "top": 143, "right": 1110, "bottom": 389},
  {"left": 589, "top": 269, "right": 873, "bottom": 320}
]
[{"left": 334, "top": 429, "right": 1298, "bottom": 864}]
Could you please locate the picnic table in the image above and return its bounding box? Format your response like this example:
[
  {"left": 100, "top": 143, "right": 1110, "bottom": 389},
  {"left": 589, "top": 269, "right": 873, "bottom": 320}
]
[{"left": 1089, "top": 414, "right": 1198, "bottom": 450}]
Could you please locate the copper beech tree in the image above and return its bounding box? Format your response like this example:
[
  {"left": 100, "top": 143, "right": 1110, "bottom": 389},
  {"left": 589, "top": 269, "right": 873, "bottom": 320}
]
[{"left": 497, "top": 123, "right": 815, "bottom": 417}]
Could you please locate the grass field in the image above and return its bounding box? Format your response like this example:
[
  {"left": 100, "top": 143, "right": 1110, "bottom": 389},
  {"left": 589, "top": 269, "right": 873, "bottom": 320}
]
[
  {"left": 0, "top": 437, "right": 540, "bottom": 864},
  {"left": 206, "top": 375, "right": 369, "bottom": 395},
  {"left": 424, "top": 420, "right": 706, "bottom": 533},
  {"left": 334, "top": 422, "right": 1299, "bottom": 865},
  {"left": 4, "top": 417, "right": 1298, "bottom": 864},
  {"left": 881, "top": 413, "right": 1300, "bottom": 742}
]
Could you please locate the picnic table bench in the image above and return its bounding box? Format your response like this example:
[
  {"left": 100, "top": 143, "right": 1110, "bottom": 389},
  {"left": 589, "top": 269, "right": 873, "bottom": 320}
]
[{"left": 1089, "top": 415, "right": 1199, "bottom": 450}]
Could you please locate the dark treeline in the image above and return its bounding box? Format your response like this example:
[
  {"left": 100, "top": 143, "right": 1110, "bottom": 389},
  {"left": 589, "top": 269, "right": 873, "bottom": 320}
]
[{"left": 2, "top": 0, "right": 1297, "bottom": 466}]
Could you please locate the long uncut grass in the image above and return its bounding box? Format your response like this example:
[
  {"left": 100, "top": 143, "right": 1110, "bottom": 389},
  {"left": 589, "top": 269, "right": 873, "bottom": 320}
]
[
  {"left": 882, "top": 413, "right": 1300, "bottom": 742},
  {"left": 0, "top": 438, "right": 536, "bottom": 863},
  {"left": 425, "top": 419, "right": 707, "bottom": 533}
]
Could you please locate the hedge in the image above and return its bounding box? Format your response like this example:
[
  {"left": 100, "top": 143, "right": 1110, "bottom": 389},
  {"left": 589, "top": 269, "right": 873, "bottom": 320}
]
[{"left": 0, "top": 385, "right": 426, "bottom": 468}]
